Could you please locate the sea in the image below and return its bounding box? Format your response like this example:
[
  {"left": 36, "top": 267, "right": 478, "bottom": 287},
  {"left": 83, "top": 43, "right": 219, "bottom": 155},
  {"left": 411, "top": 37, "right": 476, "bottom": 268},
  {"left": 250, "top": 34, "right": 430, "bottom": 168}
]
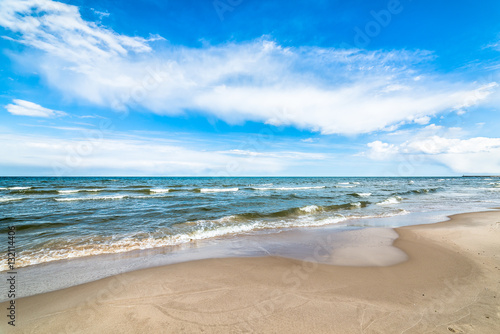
[{"left": 1, "top": 176, "right": 499, "bottom": 298}]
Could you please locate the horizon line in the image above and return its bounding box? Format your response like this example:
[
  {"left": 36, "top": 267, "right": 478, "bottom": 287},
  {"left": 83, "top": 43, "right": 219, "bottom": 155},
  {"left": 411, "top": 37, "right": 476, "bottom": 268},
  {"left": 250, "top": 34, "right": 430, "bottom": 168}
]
[{"left": 0, "top": 175, "right": 483, "bottom": 178}]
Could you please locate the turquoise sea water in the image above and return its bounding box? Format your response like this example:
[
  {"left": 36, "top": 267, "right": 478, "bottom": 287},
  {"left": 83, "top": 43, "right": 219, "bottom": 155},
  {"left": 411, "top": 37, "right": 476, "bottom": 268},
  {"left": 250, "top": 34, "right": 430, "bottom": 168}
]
[{"left": 1, "top": 176, "right": 499, "bottom": 271}]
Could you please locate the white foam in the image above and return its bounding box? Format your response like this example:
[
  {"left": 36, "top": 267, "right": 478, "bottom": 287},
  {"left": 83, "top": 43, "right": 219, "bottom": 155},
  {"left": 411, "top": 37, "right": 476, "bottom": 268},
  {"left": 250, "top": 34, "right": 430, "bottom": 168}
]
[
  {"left": 58, "top": 190, "right": 79, "bottom": 194},
  {"left": 58, "top": 189, "right": 102, "bottom": 194},
  {"left": 200, "top": 188, "right": 239, "bottom": 193},
  {"left": 274, "top": 216, "right": 347, "bottom": 228},
  {"left": 55, "top": 195, "right": 127, "bottom": 202},
  {"left": 347, "top": 209, "right": 410, "bottom": 222},
  {"left": 253, "top": 186, "right": 325, "bottom": 191},
  {"left": 8, "top": 187, "right": 32, "bottom": 190},
  {"left": 2, "top": 222, "right": 262, "bottom": 270},
  {"left": 299, "top": 205, "right": 320, "bottom": 213},
  {"left": 190, "top": 223, "right": 258, "bottom": 239},
  {"left": 377, "top": 196, "right": 402, "bottom": 205},
  {"left": 0, "top": 197, "right": 24, "bottom": 202},
  {"left": 150, "top": 188, "right": 170, "bottom": 193},
  {"left": 357, "top": 193, "right": 372, "bottom": 197},
  {"left": 55, "top": 197, "right": 83, "bottom": 202}
]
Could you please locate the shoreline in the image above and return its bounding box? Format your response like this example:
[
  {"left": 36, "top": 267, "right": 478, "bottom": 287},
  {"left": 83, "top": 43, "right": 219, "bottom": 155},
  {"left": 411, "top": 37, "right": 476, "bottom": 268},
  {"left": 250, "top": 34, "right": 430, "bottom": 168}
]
[
  {"left": 0, "top": 209, "right": 456, "bottom": 301},
  {"left": 2, "top": 209, "right": 500, "bottom": 333}
]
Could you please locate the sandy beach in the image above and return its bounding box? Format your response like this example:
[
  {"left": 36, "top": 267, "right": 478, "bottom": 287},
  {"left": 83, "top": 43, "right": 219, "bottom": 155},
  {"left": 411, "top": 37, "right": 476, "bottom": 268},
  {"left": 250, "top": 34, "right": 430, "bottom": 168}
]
[{"left": 2, "top": 209, "right": 500, "bottom": 333}]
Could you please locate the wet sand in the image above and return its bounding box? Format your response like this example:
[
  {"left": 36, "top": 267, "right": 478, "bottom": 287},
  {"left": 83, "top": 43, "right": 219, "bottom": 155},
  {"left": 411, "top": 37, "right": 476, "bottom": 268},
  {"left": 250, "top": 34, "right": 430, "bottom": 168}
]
[{"left": 2, "top": 210, "right": 499, "bottom": 333}]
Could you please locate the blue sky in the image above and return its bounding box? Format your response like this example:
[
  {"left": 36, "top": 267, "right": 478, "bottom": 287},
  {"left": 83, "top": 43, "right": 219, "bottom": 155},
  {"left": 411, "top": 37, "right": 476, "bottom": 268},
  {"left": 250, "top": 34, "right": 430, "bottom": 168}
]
[{"left": 0, "top": 0, "right": 499, "bottom": 176}]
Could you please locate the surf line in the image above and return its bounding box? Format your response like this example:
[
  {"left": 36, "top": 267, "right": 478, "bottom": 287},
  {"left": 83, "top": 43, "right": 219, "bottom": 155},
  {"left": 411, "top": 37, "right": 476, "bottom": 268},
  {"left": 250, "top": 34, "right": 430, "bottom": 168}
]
[{"left": 6, "top": 225, "right": 17, "bottom": 327}]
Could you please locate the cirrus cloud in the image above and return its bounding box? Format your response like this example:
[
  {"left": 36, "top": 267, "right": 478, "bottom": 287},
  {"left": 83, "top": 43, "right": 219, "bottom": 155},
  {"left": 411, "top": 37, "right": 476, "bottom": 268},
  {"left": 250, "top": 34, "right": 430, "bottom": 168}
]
[
  {"left": 5, "top": 99, "right": 66, "bottom": 118},
  {"left": 1, "top": 0, "right": 498, "bottom": 135},
  {"left": 0, "top": 131, "right": 325, "bottom": 176}
]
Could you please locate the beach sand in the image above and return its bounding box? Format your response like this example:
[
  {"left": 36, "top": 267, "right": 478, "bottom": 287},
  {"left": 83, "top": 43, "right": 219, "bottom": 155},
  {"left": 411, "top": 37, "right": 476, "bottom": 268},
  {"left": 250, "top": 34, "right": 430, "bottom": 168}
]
[{"left": 2, "top": 210, "right": 500, "bottom": 333}]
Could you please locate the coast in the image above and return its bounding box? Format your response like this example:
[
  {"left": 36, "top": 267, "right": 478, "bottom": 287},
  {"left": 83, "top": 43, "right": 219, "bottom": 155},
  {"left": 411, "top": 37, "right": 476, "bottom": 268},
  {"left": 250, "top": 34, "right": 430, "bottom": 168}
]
[{"left": 2, "top": 209, "right": 499, "bottom": 333}]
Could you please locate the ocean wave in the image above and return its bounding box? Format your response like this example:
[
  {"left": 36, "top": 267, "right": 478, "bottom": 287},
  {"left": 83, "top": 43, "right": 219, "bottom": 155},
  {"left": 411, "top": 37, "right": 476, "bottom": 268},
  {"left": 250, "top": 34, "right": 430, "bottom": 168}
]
[
  {"left": 7, "top": 176, "right": 500, "bottom": 272},
  {"left": 299, "top": 205, "right": 320, "bottom": 213},
  {"left": 349, "top": 192, "right": 372, "bottom": 198},
  {"left": 346, "top": 209, "right": 410, "bottom": 225},
  {"left": 251, "top": 186, "right": 326, "bottom": 191},
  {"left": 239, "top": 201, "right": 370, "bottom": 220},
  {"left": 58, "top": 190, "right": 79, "bottom": 194},
  {"left": 170, "top": 214, "right": 349, "bottom": 237},
  {"left": 18, "top": 189, "right": 59, "bottom": 195},
  {"left": 130, "top": 194, "right": 171, "bottom": 199},
  {"left": 55, "top": 195, "right": 128, "bottom": 202},
  {"left": 0, "top": 215, "right": 257, "bottom": 269},
  {"left": 1, "top": 214, "right": 350, "bottom": 270},
  {"left": 0, "top": 197, "right": 25, "bottom": 203},
  {"left": 1, "top": 207, "right": 420, "bottom": 270},
  {"left": 149, "top": 188, "right": 170, "bottom": 193},
  {"left": 4, "top": 186, "right": 32, "bottom": 191},
  {"left": 199, "top": 188, "right": 239, "bottom": 193},
  {"left": 1, "top": 188, "right": 104, "bottom": 195},
  {"left": 396, "top": 187, "right": 440, "bottom": 196},
  {"left": 412, "top": 187, "right": 439, "bottom": 194},
  {"left": 377, "top": 196, "right": 402, "bottom": 205},
  {"left": 113, "top": 188, "right": 171, "bottom": 194},
  {"left": 55, "top": 193, "right": 172, "bottom": 201}
]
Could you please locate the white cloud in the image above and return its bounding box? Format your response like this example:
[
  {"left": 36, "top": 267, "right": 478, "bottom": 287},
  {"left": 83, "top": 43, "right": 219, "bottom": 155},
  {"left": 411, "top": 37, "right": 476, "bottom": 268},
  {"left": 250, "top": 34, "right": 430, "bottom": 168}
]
[
  {"left": 1, "top": 0, "right": 498, "bottom": 135},
  {"left": 0, "top": 0, "right": 155, "bottom": 60},
  {"left": 5, "top": 99, "right": 66, "bottom": 117},
  {"left": 412, "top": 116, "right": 431, "bottom": 125},
  {"left": 90, "top": 8, "right": 110, "bottom": 19},
  {"left": 366, "top": 132, "right": 500, "bottom": 173},
  {"left": 220, "top": 149, "right": 325, "bottom": 160},
  {"left": 486, "top": 40, "right": 500, "bottom": 51},
  {"left": 0, "top": 132, "right": 328, "bottom": 176},
  {"left": 403, "top": 136, "right": 500, "bottom": 154},
  {"left": 366, "top": 141, "right": 399, "bottom": 160}
]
